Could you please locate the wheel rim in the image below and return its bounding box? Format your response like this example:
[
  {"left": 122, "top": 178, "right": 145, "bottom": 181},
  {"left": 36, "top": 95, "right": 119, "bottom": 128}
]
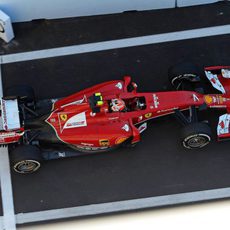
[
  {"left": 14, "top": 160, "right": 40, "bottom": 174},
  {"left": 184, "top": 134, "right": 210, "bottom": 149},
  {"left": 171, "top": 74, "right": 198, "bottom": 90},
  {"left": 171, "top": 75, "right": 182, "bottom": 86},
  {"left": 171, "top": 75, "right": 185, "bottom": 90}
]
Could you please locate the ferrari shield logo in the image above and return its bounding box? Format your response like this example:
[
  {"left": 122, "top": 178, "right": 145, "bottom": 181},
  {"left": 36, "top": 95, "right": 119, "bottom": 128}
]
[
  {"left": 60, "top": 114, "right": 68, "bottom": 121},
  {"left": 99, "top": 139, "right": 110, "bottom": 147}
]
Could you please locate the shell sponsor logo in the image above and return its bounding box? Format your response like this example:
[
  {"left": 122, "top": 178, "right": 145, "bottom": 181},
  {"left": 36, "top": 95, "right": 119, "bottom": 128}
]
[
  {"left": 115, "top": 136, "right": 128, "bottom": 145},
  {"left": 204, "top": 95, "right": 213, "bottom": 104},
  {"left": 144, "top": 113, "right": 152, "bottom": 118},
  {"left": 204, "top": 95, "right": 225, "bottom": 105}
]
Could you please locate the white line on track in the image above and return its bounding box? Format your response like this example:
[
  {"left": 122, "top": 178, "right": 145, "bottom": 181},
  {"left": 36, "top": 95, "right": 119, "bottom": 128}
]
[
  {"left": 0, "top": 64, "right": 16, "bottom": 230},
  {"left": 15, "top": 187, "right": 230, "bottom": 224},
  {"left": 0, "top": 147, "right": 16, "bottom": 230},
  {"left": 1, "top": 24, "right": 230, "bottom": 64}
]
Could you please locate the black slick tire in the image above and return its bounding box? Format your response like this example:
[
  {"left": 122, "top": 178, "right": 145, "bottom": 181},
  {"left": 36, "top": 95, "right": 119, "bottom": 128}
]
[
  {"left": 181, "top": 122, "right": 211, "bottom": 149},
  {"left": 10, "top": 145, "right": 42, "bottom": 174},
  {"left": 168, "top": 62, "right": 200, "bottom": 90}
]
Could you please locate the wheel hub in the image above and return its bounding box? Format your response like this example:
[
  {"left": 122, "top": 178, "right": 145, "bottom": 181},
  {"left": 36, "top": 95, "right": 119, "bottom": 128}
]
[
  {"left": 184, "top": 134, "right": 211, "bottom": 149},
  {"left": 14, "top": 160, "right": 40, "bottom": 174}
]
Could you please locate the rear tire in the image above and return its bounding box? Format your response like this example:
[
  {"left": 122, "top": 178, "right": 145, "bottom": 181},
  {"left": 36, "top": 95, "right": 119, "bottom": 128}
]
[
  {"left": 168, "top": 62, "right": 200, "bottom": 90},
  {"left": 181, "top": 122, "right": 211, "bottom": 149},
  {"left": 10, "top": 145, "right": 42, "bottom": 174}
]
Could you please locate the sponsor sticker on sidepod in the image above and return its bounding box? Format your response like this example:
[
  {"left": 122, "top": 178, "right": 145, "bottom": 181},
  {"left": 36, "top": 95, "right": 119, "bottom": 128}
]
[{"left": 63, "top": 112, "right": 87, "bottom": 129}]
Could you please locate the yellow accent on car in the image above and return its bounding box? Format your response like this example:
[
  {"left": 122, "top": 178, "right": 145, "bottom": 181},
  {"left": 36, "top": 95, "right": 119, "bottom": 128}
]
[
  {"left": 204, "top": 95, "right": 213, "bottom": 104},
  {"left": 97, "top": 101, "right": 103, "bottom": 106},
  {"left": 60, "top": 114, "right": 68, "bottom": 121},
  {"left": 115, "top": 137, "right": 128, "bottom": 145},
  {"left": 144, "top": 113, "right": 152, "bottom": 118},
  {"left": 99, "top": 139, "right": 110, "bottom": 146}
]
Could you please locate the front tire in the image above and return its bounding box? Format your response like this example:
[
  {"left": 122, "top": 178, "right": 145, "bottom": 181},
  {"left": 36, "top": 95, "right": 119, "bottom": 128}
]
[
  {"left": 168, "top": 62, "right": 200, "bottom": 90},
  {"left": 10, "top": 145, "right": 42, "bottom": 174},
  {"left": 181, "top": 122, "right": 211, "bottom": 149}
]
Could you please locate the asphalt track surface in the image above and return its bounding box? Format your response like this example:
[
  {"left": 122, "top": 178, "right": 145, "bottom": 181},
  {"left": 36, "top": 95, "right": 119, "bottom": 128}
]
[
  {"left": 1, "top": 1, "right": 230, "bottom": 218},
  {"left": 1, "top": 33, "right": 230, "bottom": 214}
]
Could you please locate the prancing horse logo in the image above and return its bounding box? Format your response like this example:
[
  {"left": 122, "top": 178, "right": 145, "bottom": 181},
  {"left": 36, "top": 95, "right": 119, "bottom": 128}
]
[{"left": 60, "top": 114, "right": 68, "bottom": 121}]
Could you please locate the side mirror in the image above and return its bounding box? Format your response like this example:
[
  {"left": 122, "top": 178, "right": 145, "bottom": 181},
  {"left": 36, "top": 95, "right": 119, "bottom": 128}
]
[
  {"left": 131, "top": 82, "right": 138, "bottom": 93},
  {"left": 123, "top": 76, "right": 138, "bottom": 93},
  {"left": 123, "top": 76, "right": 131, "bottom": 92}
]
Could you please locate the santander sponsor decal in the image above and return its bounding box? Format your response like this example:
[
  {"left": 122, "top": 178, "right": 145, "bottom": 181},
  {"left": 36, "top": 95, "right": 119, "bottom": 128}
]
[{"left": 63, "top": 112, "right": 87, "bottom": 129}]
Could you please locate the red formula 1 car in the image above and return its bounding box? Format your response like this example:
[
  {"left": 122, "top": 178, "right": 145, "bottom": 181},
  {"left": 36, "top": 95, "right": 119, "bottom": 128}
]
[{"left": 1, "top": 63, "right": 230, "bottom": 173}]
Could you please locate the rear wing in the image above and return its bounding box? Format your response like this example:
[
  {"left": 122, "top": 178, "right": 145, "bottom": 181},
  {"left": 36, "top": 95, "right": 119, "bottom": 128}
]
[
  {"left": 205, "top": 66, "right": 230, "bottom": 94},
  {"left": 0, "top": 98, "right": 21, "bottom": 131}
]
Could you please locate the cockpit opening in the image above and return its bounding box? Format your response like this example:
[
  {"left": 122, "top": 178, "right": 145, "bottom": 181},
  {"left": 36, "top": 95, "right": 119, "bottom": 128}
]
[{"left": 110, "top": 97, "right": 146, "bottom": 112}]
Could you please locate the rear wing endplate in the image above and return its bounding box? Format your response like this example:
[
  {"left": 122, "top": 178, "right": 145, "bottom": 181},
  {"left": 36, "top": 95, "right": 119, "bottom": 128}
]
[{"left": 0, "top": 98, "right": 20, "bottom": 130}]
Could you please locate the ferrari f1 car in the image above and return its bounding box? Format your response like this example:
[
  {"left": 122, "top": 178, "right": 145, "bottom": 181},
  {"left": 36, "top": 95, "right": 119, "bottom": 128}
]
[{"left": 2, "top": 63, "right": 230, "bottom": 173}]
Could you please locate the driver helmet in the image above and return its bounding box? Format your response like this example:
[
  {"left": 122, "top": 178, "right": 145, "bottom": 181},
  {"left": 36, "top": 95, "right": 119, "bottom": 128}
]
[{"left": 111, "top": 98, "right": 125, "bottom": 112}]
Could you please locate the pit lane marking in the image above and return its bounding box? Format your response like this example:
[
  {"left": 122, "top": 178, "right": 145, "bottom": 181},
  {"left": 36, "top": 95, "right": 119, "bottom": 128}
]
[
  {"left": 0, "top": 65, "right": 16, "bottom": 230},
  {"left": 1, "top": 25, "right": 230, "bottom": 64}
]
